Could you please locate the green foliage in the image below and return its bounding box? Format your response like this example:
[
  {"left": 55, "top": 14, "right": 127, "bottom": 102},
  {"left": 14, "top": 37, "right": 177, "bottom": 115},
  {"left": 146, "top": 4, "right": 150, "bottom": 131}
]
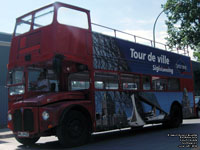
[
  {"left": 194, "top": 51, "right": 200, "bottom": 61},
  {"left": 163, "top": 0, "right": 200, "bottom": 60}
]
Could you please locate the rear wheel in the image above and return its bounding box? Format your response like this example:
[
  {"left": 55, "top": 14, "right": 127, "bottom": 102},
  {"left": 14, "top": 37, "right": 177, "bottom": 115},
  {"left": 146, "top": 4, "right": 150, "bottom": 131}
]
[
  {"left": 15, "top": 136, "right": 40, "bottom": 146},
  {"left": 57, "top": 110, "right": 91, "bottom": 148},
  {"left": 164, "top": 104, "right": 182, "bottom": 128},
  {"left": 197, "top": 109, "right": 200, "bottom": 118}
]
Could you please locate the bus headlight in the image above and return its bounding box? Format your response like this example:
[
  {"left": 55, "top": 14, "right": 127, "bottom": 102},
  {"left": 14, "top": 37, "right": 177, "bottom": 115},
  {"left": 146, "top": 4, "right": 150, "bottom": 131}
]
[
  {"left": 42, "top": 111, "right": 50, "bottom": 121},
  {"left": 8, "top": 113, "right": 12, "bottom": 121}
]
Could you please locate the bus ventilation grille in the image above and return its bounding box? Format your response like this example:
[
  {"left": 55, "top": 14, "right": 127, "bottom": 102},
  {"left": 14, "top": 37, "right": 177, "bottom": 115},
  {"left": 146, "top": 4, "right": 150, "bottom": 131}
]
[{"left": 13, "top": 109, "right": 34, "bottom": 132}]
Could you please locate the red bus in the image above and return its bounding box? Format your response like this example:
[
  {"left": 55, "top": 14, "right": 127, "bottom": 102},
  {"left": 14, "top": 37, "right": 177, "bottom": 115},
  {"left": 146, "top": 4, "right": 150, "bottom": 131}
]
[{"left": 7, "top": 2, "right": 195, "bottom": 147}]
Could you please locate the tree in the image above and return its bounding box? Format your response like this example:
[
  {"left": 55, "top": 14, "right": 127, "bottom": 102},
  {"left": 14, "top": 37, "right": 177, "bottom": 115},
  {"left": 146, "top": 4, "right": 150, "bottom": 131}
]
[{"left": 162, "top": 0, "right": 200, "bottom": 61}]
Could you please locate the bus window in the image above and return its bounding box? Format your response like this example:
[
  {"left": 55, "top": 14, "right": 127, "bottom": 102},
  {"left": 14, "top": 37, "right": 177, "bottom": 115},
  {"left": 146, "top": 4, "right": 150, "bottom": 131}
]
[
  {"left": 168, "top": 78, "right": 180, "bottom": 91},
  {"left": 152, "top": 77, "right": 167, "bottom": 91},
  {"left": 68, "top": 71, "right": 90, "bottom": 91},
  {"left": 15, "top": 15, "right": 32, "bottom": 36},
  {"left": 33, "top": 6, "right": 54, "bottom": 29},
  {"left": 95, "top": 81, "right": 104, "bottom": 89},
  {"left": 57, "top": 7, "right": 89, "bottom": 29},
  {"left": 28, "top": 68, "right": 59, "bottom": 92},
  {"left": 121, "top": 74, "right": 140, "bottom": 90},
  {"left": 142, "top": 76, "right": 151, "bottom": 90},
  {"left": 95, "top": 72, "right": 118, "bottom": 90}
]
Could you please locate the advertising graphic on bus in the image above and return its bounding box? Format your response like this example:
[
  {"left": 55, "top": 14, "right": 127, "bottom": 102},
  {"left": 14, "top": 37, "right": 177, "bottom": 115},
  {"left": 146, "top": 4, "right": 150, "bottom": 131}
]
[{"left": 7, "top": 2, "right": 195, "bottom": 147}]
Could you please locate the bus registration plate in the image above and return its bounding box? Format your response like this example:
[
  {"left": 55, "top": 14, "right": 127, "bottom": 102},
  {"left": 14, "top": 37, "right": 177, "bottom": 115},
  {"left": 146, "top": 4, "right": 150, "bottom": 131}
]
[{"left": 18, "top": 132, "right": 29, "bottom": 137}]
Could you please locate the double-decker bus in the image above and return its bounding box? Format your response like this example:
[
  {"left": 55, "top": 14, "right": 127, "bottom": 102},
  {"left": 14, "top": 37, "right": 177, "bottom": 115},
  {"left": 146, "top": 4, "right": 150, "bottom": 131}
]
[{"left": 7, "top": 2, "right": 195, "bottom": 147}]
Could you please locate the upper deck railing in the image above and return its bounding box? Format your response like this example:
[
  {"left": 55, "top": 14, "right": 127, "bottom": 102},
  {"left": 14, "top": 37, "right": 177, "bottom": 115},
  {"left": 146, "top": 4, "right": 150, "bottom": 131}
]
[{"left": 91, "top": 23, "right": 189, "bottom": 56}]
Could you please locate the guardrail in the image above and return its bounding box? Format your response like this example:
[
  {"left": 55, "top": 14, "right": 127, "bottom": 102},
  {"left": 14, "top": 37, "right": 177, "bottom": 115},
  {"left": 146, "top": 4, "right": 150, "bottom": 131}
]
[{"left": 91, "top": 23, "right": 189, "bottom": 56}]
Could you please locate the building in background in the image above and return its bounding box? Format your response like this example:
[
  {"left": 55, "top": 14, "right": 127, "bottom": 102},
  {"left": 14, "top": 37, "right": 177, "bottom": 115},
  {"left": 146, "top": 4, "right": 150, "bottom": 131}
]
[{"left": 0, "top": 32, "right": 11, "bottom": 128}]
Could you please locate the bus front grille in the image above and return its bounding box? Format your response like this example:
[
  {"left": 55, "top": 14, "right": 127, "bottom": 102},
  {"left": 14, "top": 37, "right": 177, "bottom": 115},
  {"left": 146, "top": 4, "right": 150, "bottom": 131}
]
[
  {"left": 13, "top": 108, "right": 34, "bottom": 132},
  {"left": 13, "top": 109, "right": 22, "bottom": 132}
]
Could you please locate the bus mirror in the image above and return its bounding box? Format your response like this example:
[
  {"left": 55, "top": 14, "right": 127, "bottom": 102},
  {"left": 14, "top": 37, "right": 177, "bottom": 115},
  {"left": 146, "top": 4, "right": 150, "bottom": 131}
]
[{"left": 53, "top": 54, "right": 64, "bottom": 75}]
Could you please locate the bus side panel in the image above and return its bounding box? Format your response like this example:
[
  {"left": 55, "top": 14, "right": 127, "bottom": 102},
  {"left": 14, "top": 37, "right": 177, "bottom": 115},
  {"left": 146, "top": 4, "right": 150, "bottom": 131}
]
[
  {"left": 95, "top": 91, "right": 132, "bottom": 131},
  {"left": 92, "top": 33, "right": 130, "bottom": 72},
  {"left": 95, "top": 91, "right": 193, "bottom": 132},
  {"left": 144, "top": 92, "right": 194, "bottom": 117},
  {"left": 92, "top": 32, "right": 192, "bottom": 80},
  {"left": 92, "top": 31, "right": 194, "bottom": 131}
]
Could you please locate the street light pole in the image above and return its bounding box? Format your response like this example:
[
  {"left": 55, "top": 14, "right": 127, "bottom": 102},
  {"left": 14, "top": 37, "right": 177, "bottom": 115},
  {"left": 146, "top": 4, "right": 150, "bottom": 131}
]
[
  {"left": 153, "top": 2, "right": 182, "bottom": 48},
  {"left": 153, "top": 9, "right": 165, "bottom": 47}
]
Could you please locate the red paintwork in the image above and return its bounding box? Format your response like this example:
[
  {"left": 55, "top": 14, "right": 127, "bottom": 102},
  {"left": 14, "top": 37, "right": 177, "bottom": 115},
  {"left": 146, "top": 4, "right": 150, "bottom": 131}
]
[
  {"left": 9, "top": 92, "right": 93, "bottom": 136},
  {"left": 8, "top": 2, "right": 93, "bottom": 69},
  {"left": 10, "top": 92, "right": 86, "bottom": 107},
  {"left": 8, "top": 2, "right": 95, "bottom": 137},
  {"left": 38, "top": 100, "right": 93, "bottom": 134}
]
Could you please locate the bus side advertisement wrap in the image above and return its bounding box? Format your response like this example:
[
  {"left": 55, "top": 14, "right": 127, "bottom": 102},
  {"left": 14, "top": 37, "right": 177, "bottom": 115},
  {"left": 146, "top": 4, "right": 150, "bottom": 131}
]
[
  {"left": 93, "top": 33, "right": 192, "bottom": 79},
  {"left": 95, "top": 91, "right": 194, "bottom": 131},
  {"left": 93, "top": 33, "right": 194, "bottom": 131},
  {"left": 116, "top": 39, "right": 192, "bottom": 79}
]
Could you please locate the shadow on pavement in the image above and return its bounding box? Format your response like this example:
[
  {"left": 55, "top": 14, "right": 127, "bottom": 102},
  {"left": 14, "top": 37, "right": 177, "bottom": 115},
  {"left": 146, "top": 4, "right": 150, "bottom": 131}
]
[
  {"left": 0, "top": 140, "right": 8, "bottom": 144},
  {"left": 16, "top": 123, "right": 200, "bottom": 150}
]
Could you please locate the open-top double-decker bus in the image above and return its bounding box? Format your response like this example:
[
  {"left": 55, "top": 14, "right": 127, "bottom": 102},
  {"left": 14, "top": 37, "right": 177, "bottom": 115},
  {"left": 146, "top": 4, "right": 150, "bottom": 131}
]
[{"left": 7, "top": 2, "right": 195, "bottom": 147}]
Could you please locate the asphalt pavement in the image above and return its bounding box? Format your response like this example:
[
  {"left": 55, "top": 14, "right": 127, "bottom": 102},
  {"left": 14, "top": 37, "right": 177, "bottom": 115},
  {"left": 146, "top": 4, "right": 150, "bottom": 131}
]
[
  {"left": 0, "top": 119, "right": 199, "bottom": 150},
  {"left": 0, "top": 128, "right": 13, "bottom": 139}
]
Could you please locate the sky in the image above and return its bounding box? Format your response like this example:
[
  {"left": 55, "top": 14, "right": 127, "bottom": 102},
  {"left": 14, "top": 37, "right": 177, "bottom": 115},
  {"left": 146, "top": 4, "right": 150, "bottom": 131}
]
[{"left": 0, "top": 0, "right": 168, "bottom": 44}]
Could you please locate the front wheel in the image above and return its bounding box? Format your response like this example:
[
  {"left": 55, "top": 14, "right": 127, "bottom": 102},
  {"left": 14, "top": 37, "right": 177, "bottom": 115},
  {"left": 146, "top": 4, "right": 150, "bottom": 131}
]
[
  {"left": 57, "top": 110, "right": 91, "bottom": 148},
  {"left": 15, "top": 136, "right": 40, "bottom": 146}
]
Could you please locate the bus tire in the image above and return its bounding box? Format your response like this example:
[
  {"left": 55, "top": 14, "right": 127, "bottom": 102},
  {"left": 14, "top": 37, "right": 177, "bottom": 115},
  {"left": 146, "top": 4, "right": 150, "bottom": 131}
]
[
  {"left": 169, "top": 104, "right": 182, "bottom": 128},
  {"left": 15, "top": 136, "right": 40, "bottom": 146},
  {"left": 197, "top": 109, "right": 200, "bottom": 118},
  {"left": 57, "top": 110, "right": 90, "bottom": 148}
]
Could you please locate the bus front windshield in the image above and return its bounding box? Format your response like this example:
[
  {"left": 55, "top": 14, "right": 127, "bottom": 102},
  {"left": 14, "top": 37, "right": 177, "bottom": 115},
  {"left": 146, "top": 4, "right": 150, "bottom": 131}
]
[
  {"left": 7, "top": 69, "right": 25, "bottom": 96},
  {"left": 28, "top": 67, "right": 58, "bottom": 92}
]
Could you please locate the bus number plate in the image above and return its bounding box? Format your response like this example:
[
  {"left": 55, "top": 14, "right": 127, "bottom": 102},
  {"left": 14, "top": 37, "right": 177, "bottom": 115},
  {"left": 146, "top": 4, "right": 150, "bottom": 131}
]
[{"left": 18, "top": 132, "right": 29, "bottom": 137}]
